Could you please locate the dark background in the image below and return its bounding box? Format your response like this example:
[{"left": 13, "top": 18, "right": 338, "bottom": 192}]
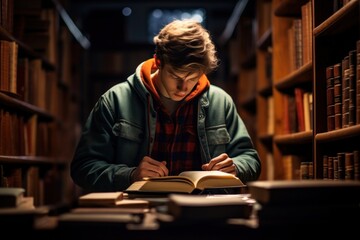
[{"left": 64, "top": 0, "right": 245, "bottom": 122}]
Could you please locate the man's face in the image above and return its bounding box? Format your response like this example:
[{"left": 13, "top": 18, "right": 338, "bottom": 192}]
[{"left": 158, "top": 64, "right": 202, "bottom": 101}]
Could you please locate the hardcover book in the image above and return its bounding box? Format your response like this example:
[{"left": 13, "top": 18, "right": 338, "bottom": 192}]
[
  {"left": 57, "top": 212, "right": 143, "bottom": 229},
  {"left": 78, "top": 192, "right": 124, "bottom": 207},
  {"left": 78, "top": 191, "right": 149, "bottom": 208},
  {"left": 247, "top": 180, "right": 360, "bottom": 206},
  {"left": 125, "top": 171, "right": 245, "bottom": 195},
  {"left": 166, "top": 193, "right": 254, "bottom": 222},
  {"left": 0, "top": 187, "right": 25, "bottom": 208}
]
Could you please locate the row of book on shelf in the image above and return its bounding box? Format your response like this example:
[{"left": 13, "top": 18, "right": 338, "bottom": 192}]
[
  {"left": 287, "top": 0, "right": 312, "bottom": 72},
  {"left": 0, "top": 110, "right": 55, "bottom": 156},
  {"left": 0, "top": 40, "right": 60, "bottom": 114},
  {"left": 323, "top": 150, "right": 360, "bottom": 181},
  {"left": 326, "top": 39, "right": 360, "bottom": 131},
  {"left": 282, "top": 88, "right": 313, "bottom": 134},
  {"left": 283, "top": 149, "right": 360, "bottom": 181},
  {"left": 283, "top": 155, "right": 313, "bottom": 180}
]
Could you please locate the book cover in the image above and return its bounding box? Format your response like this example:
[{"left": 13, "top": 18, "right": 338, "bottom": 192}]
[
  {"left": 78, "top": 192, "right": 150, "bottom": 208},
  {"left": 247, "top": 180, "right": 360, "bottom": 206},
  {"left": 0, "top": 187, "right": 25, "bottom": 208},
  {"left": 308, "top": 92, "right": 313, "bottom": 130},
  {"left": 125, "top": 171, "right": 244, "bottom": 195},
  {"left": 78, "top": 192, "right": 124, "bottom": 207},
  {"left": 282, "top": 155, "right": 301, "bottom": 180},
  {"left": 294, "top": 88, "right": 305, "bottom": 132},
  {"left": 348, "top": 49, "right": 356, "bottom": 126},
  {"left": 166, "top": 193, "right": 254, "bottom": 222},
  {"left": 57, "top": 212, "right": 142, "bottom": 229},
  {"left": 288, "top": 95, "right": 298, "bottom": 133},
  {"left": 326, "top": 65, "right": 335, "bottom": 131},
  {"left": 333, "top": 62, "right": 342, "bottom": 129},
  {"left": 342, "top": 56, "right": 350, "bottom": 128},
  {"left": 303, "top": 92, "right": 311, "bottom": 131}
]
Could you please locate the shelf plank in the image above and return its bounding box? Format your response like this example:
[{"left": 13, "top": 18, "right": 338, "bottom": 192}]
[
  {"left": 275, "top": 62, "right": 313, "bottom": 91},
  {"left": 315, "top": 125, "right": 360, "bottom": 143},
  {"left": 313, "top": 0, "right": 359, "bottom": 36},
  {"left": 274, "top": 131, "right": 313, "bottom": 145},
  {"left": 0, "top": 26, "right": 55, "bottom": 71},
  {"left": 0, "top": 155, "right": 57, "bottom": 165},
  {"left": 0, "top": 92, "right": 53, "bottom": 122}
]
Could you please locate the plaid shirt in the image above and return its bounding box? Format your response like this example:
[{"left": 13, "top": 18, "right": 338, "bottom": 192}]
[{"left": 151, "top": 99, "right": 202, "bottom": 175}]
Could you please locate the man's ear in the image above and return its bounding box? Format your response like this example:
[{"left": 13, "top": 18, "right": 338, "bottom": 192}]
[{"left": 154, "top": 54, "right": 161, "bottom": 67}]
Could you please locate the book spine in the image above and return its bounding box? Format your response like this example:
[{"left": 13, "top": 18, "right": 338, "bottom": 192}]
[
  {"left": 326, "top": 66, "right": 335, "bottom": 131},
  {"left": 333, "top": 156, "right": 339, "bottom": 180},
  {"left": 294, "top": 88, "right": 305, "bottom": 132},
  {"left": 333, "top": 63, "right": 342, "bottom": 129},
  {"left": 323, "top": 155, "right": 328, "bottom": 180},
  {"left": 342, "top": 56, "right": 350, "bottom": 128},
  {"left": 309, "top": 92, "right": 313, "bottom": 130},
  {"left": 337, "top": 152, "right": 345, "bottom": 180},
  {"left": 348, "top": 49, "right": 356, "bottom": 126},
  {"left": 345, "top": 152, "right": 354, "bottom": 180},
  {"left": 328, "top": 156, "right": 334, "bottom": 180}
]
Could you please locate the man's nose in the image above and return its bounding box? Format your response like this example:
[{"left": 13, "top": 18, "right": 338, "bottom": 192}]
[{"left": 177, "top": 81, "right": 187, "bottom": 91}]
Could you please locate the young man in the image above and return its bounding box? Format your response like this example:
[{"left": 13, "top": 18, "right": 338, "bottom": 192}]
[{"left": 71, "top": 19, "right": 261, "bottom": 192}]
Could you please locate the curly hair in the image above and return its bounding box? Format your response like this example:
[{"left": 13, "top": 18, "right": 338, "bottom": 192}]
[{"left": 153, "top": 19, "right": 219, "bottom": 74}]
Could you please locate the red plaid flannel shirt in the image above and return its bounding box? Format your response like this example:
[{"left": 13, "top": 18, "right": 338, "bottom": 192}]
[{"left": 151, "top": 99, "right": 202, "bottom": 175}]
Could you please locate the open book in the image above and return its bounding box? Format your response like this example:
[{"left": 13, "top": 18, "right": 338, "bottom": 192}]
[{"left": 125, "top": 171, "right": 245, "bottom": 195}]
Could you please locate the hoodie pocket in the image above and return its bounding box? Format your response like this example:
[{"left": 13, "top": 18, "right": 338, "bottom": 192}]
[
  {"left": 112, "top": 120, "right": 144, "bottom": 143},
  {"left": 206, "top": 125, "right": 230, "bottom": 145}
]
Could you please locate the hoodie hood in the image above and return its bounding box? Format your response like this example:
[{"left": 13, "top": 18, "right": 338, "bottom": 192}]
[{"left": 140, "top": 58, "right": 210, "bottom": 102}]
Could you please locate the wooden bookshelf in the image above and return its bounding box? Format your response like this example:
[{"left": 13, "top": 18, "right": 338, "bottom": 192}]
[
  {"left": 0, "top": 0, "right": 84, "bottom": 206},
  {"left": 255, "top": 0, "right": 273, "bottom": 180},
  {"left": 239, "top": 0, "right": 359, "bottom": 181},
  {"left": 266, "top": 0, "right": 314, "bottom": 180},
  {"left": 313, "top": 0, "right": 360, "bottom": 180}
]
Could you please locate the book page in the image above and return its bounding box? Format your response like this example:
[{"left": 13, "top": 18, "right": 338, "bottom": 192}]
[
  {"left": 142, "top": 175, "right": 195, "bottom": 186},
  {"left": 127, "top": 171, "right": 244, "bottom": 193},
  {"left": 179, "top": 171, "right": 243, "bottom": 188},
  {"left": 126, "top": 180, "right": 195, "bottom": 193}
]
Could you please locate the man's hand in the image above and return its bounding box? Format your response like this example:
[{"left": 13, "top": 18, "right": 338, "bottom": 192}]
[
  {"left": 201, "top": 153, "right": 236, "bottom": 175},
  {"left": 131, "top": 156, "right": 169, "bottom": 182}
]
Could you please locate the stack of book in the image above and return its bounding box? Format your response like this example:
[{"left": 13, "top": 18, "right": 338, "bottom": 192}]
[{"left": 168, "top": 193, "right": 254, "bottom": 221}]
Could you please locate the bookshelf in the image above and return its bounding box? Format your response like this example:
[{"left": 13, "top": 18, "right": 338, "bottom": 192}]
[
  {"left": 255, "top": 0, "right": 273, "bottom": 180},
  {"left": 269, "top": 0, "right": 314, "bottom": 180},
  {"left": 244, "top": 0, "right": 360, "bottom": 180},
  {"left": 313, "top": 0, "right": 360, "bottom": 180},
  {"left": 0, "top": 0, "right": 84, "bottom": 206}
]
